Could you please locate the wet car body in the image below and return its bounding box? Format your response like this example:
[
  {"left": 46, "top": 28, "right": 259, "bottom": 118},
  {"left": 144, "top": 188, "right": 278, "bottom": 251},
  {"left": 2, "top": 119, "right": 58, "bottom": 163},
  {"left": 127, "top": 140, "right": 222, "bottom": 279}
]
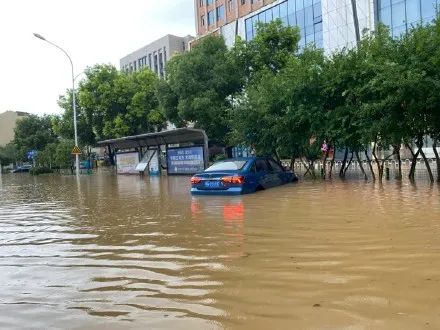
[{"left": 191, "top": 157, "right": 298, "bottom": 195}]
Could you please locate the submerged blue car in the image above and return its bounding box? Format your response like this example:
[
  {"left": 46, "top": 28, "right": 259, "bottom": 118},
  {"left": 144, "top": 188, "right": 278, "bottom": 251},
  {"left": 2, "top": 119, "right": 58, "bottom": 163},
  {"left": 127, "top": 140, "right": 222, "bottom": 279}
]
[{"left": 190, "top": 157, "right": 298, "bottom": 195}]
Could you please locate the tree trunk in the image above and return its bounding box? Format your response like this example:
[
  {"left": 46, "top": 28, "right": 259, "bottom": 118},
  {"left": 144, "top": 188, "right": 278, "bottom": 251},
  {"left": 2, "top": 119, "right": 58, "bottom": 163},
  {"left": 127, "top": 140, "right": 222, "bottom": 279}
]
[
  {"left": 322, "top": 147, "right": 330, "bottom": 179},
  {"left": 290, "top": 156, "right": 295, "bottom": 171},
  {"left": 372, "top": 140, "right": 383, "bottom": 181},
  {"left": 433, "top": 139, "right": 440, "bottom": 182},
  {"left": 393, "top": 144, "right": 402, "bottom": 180},
  {"left": 406, "top": 143, "right": 420, "bottom": 181},
  {"left": 339, "top": 148, "right": 349, "bottom": 178},
  {"left": 356, "top": 151, "right": 368, "bottom": 180},
  {"left": 343, "top": 151, "right": 354, "bottom": 176},
  {"left": 364, "top": 149, "right": 375, "bottom": 181},
  {"left": 108, "top": 145, "right": 115, "bottom": 166},
  {"left": 329, "top": 156, "right": 335, "bottom": 179},
  {"left": 310, "top": 160, "right": 316, "bottom": 179},
  {"left": 301, "top": 157, "right": 312, "bottom": 177},
  {"left": 419, "top": 148, "right": 434, "bottom": 183}
]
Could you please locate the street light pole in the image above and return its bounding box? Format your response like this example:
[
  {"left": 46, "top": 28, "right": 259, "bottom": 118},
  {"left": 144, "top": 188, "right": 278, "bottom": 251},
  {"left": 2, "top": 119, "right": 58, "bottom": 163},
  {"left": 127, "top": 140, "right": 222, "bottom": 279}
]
[{"left": 33, "top": 33, "right": 80, "bottom": 177}]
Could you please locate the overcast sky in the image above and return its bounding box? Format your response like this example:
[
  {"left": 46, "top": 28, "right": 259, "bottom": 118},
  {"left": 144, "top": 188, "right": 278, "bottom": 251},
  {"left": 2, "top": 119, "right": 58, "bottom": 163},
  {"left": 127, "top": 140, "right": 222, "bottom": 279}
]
[{"left": 0, "top": 0, "right": 195, "bottom": 116}]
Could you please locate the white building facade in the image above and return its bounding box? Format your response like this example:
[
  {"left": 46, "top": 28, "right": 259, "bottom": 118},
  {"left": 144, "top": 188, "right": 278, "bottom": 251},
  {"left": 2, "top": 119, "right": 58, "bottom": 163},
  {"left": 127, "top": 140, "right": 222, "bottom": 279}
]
[{"left": 120, "top": 34, "right": 194, "bottom": 78}]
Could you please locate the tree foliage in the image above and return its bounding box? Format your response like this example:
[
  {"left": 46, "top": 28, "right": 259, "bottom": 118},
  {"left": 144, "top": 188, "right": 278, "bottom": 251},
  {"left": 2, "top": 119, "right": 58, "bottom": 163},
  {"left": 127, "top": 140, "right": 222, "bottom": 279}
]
[
  {"left": 161, "top": 35, "right": 244, "bottom": 143},
  {"left": 13, "top": 114, "right": 58, "bottom": 159},
  {"left": 77, "top": 64, "right": 166, "bottom": 140},
  {"left": 0, "top": 143, "right": 19, "bottom": 165}
]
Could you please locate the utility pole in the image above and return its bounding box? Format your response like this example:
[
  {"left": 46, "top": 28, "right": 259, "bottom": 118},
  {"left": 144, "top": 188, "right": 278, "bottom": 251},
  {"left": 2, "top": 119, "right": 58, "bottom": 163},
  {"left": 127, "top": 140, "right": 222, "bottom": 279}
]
[{"left": 34, "top": 33, "right": 80, "bottom": 177}]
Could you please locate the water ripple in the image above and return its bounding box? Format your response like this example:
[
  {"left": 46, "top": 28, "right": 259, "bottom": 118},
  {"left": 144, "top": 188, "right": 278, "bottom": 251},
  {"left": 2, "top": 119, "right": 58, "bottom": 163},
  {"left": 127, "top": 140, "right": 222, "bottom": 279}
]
[{"left": 1, "top": 174, "right": 440, "bottom": 329}]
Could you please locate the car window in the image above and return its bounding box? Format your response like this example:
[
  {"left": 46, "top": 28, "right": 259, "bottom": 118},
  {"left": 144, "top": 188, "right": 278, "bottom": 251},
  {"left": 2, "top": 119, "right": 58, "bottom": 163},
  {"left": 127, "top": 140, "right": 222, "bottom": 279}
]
[
  {"left": 249, "top": 161, "right": 257, "bottom": 173},
  {"left": 265, "top": 160, "right": 273, "bottom": 172},
  {"left": 255, "top": 159, "right": 268, "bottom": 172},
  {"left": 268, "top": 159, "right": 284, "bottom": 173},
  {"left": 205, "top": 160, "right": 247, "bottom": 172}
]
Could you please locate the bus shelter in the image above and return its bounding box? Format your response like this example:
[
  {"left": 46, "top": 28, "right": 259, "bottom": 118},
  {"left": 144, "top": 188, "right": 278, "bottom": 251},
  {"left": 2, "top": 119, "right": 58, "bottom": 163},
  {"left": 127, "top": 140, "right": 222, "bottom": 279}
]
[{"left": 98, "top": 128, "right": 209, "bottom": 175}]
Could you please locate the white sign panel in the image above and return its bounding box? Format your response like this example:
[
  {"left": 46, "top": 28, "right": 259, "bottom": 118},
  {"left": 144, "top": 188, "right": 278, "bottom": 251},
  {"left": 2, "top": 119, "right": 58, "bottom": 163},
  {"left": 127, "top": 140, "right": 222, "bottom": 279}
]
[
  {"left": 116, "top": 152, "right": 139, "bottom": 174},
  {"left": 148, "top": 150, "right": 160, "bottom": 175},
  {"left": 135, "top": 162, "right": 148, "bottom": 172}
]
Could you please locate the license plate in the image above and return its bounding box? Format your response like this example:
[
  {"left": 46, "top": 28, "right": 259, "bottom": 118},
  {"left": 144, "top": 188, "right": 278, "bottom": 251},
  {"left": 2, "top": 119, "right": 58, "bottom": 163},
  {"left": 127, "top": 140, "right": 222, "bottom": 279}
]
[{"left": 204, "top": 180, "right": 221, "bottom": 188}]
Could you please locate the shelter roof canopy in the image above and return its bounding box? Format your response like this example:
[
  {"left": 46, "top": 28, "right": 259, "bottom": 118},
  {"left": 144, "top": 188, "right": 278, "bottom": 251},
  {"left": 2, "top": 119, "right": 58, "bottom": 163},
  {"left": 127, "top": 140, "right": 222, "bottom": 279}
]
[{"left": 97, "top": 128, "right": 207, "bottom": 149}]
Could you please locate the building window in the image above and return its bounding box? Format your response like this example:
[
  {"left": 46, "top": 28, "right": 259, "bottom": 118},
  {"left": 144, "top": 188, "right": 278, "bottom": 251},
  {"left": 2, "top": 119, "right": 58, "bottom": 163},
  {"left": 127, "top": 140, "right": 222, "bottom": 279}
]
[
  {"left": 208, "top": 10, "right": 215, "bottom": 25},
  {"left": 244, "top": 0, "right": 323, "bottom": 48},
  {"left": 148, "top": 54, "right": 152, "bottom": 69},
  {"left": 199, "top": 0, "right": 204, "bottom": 6},
  {"left": 159, "top": 52, "right": 164, "bottom": 78},
  {"left": 201, "top": 15, "right": 206, "bottom": 26},
  {"left": 241, "top": 0, "right": 246, "bottom": 4},
  {"left": 207, "top": 0, "right": 214, "bottom": 5},
  {"left": 154, "top": 53, "right": 158, "bottom": 74},
  {"left": 216, "top": 5, "right": 225, "bottom": 21},
  {"left": 379, "top": 0, "right": 439, "bottom": 38},
  {"left": 228, "top": 0, "right": 236, "bottom": 11}
]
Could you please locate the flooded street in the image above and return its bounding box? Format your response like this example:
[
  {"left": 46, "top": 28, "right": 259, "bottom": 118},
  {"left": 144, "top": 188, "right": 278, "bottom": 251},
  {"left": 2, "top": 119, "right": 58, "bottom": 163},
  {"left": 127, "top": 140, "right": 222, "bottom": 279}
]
[{"left": 1, "top": 172, "right": 440, "bottom": 329}]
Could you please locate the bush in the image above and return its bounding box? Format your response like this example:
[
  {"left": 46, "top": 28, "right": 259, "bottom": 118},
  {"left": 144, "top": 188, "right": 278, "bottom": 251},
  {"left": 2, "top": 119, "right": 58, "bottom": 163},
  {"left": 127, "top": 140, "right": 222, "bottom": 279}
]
[{"left": 30, "top": 167, "right": 54, "bottom": 176}]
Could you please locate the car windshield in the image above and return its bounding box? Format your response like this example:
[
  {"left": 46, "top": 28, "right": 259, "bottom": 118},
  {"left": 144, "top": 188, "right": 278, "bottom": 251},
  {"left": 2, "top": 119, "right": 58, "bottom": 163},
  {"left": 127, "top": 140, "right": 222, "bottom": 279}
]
[{"left": 205, "top": 160, "right": 247, "bottom": 172}]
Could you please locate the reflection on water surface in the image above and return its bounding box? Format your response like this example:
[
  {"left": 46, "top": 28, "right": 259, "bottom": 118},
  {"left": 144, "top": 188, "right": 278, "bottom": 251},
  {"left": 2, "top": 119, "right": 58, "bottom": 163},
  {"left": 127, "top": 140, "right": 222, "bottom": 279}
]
[{"left": 0, "top": 172, "right": 440, "bottom": 329}]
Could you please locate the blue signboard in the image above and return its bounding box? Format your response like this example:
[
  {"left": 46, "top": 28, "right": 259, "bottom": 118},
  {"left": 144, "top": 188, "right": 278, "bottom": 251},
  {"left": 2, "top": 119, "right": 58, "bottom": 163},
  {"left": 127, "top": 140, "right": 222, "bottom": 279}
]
[
  {"left": 167, "top": 146, "right": 205, "bottom": 175},
  {"left": 27, "top": 150, "right": 37, "bottom": 160}
]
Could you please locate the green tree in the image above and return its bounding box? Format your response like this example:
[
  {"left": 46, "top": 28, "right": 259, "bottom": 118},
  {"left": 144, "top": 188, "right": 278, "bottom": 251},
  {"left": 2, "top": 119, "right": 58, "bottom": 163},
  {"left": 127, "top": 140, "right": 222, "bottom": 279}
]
[
  {"left": 398, "top": 21, "right": 440, "bottom": 182},
  {"left": 232, "top": 20, "right": 300, "bottom": 81},
  {"left": 323, "top": 41, "right": 380, "bottom": 180},
  {"left": 77, "top": 64, "right": 166, "bottom": 140},
  {"left": 360, "top": 23, "right": 439, "bottom": 182},
  {"left": 54, "top": 140, "right": 75, "bottom": 169},
  {"left": 327, "top": 25, "right": 409, "bottom": 181},
  {"left": 77, "top": 64, "right": 122, "bottom": 140},
  {"left": 155, "top": 79, "right": 183, "bottom": 127},
  {"left": 231, "top": 20, "right": 326, "bottom": 171},
  {"left": 0, "top": 143, "right": 19, "bottom": 165},
  {"left": 122, "top": 69, "right": 166, "bottom": 135},
  {"left": 13, "top": 114, "right": 58, "bottom": 159},
  {"left": 54, "top": 90, "right": 95, "bottom": 147},
  {"left": 36, "top": 143, "right": 58, "bottom": 168},
  {"left": 163, "top": 35, "right": 243, "bottom": 144},
  {"left": 429, "top": 18, "right": 440, "bottom": 181}
]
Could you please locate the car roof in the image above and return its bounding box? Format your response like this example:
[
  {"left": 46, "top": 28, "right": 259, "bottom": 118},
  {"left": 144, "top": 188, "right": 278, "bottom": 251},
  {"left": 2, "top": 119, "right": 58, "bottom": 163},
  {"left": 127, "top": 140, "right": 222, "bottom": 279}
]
[{"left": 216, "top": 156, "right": 271, "bottom": 162}]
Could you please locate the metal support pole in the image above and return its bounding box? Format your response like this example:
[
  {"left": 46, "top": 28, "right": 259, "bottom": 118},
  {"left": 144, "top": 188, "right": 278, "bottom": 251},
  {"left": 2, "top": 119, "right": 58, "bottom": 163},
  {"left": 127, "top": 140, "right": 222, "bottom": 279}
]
[
  {"left": 71, "top": 63, "right": 80, "bottom": 177},
  {"left": 351, "top": 0, "right": 361, "bottom": 44},
  {"left": 202, "top": 131, "right": 209, "bottom": 169}
]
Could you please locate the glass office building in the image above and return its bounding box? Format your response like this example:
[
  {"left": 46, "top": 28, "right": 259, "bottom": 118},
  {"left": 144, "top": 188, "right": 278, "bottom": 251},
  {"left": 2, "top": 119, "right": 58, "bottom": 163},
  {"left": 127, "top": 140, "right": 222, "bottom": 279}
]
[
  {"left": 198, "top": 0, "right": 439, "bottom": 53},
  {"left": 243, "top": 0, "right": 439, "bottom": 49},
  {"left": 245, "top": 0, "right": 323, "bottom": 48},
  {"left": 379, "top": 0, "right": 440, "bottom": 37}
]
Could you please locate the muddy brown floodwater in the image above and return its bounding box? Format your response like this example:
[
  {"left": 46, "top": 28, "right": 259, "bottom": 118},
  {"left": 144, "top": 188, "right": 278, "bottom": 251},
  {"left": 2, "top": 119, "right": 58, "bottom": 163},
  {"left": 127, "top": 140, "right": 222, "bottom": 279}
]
[{"left": 0, "top": 172, "right": 440, "bottom": 329}]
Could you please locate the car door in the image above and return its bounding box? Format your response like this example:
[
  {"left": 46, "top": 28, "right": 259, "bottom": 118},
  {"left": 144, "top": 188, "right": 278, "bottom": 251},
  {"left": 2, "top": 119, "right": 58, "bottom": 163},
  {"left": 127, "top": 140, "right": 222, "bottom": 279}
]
[
  {"left": 267, "top": 158, "right": 287, "bottom": 186},
  {"left": 243, "top": 161, "right": 259, "bottom": 192},
  {"left": 254, "top": 159, "right": 271, "bottom": 189}
]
